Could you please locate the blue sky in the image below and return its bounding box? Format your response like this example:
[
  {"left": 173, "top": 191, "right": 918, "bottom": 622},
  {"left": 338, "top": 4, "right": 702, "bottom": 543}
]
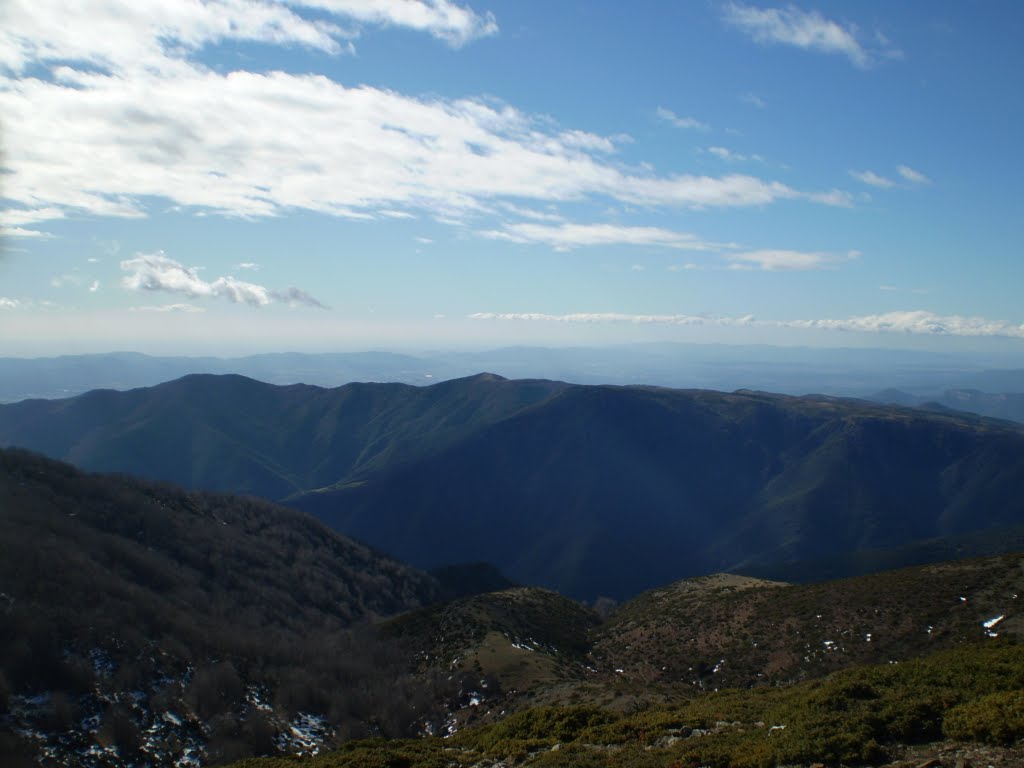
[{"left": 1, "top": 0, "right": 1023, "bottom": 356}]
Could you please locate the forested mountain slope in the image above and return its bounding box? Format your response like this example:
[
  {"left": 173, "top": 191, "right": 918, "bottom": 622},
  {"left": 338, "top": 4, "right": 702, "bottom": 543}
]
[
  {"left": 0, "top": 373, "right": 566, "bottom": 499},
  {"left": 293, "top": 385, "right": 1024, "bottom": 599}
]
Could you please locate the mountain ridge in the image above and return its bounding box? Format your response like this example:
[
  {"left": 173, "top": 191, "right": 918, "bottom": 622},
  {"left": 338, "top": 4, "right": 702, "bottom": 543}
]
[
  {"left": 0, "top": 372, "right": 567, "bottom": 499},
  {"left": 292, "top": 381, "right": 1024, "bottom": 599},
  {"left": 5, "top": 373, "right": 1024, "bottom": 600}
]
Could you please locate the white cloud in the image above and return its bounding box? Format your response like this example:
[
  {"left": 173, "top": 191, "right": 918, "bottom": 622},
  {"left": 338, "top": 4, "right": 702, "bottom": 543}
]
[
  {"left": 0, "top": 0, "right": 495, "bottom": 76},
  {"left": 708, "top": 146, "right": 762, "bottom": 163},
  {"left": 0, "top": 226, "right": 56, "bottom": 238},
  {"left": 293, "top": 0, "right": 498, "bottom": 47},
  {"left": 723, "top": 3, "right": 898, "bottom": 69},
  {"left": 850, "top": 169, "right": 895, "bottom": 188},
  {"left": 668, "top": 263, "right": 701, "bottom": 272},
  {"left": 726, "top": 249, "right": 859, "bottom": 271},
  {"left": 51, "top": 273, "right": 83, "bottom": 288},
  {"left": 470, "top": 312, "right": 755, "bottom": 327},
  {"left": 2, "top": 0, "right": 849, "bottom": 242},
  {"left": 1, "top": 204, "right": 60, "bottom": 237},
  {"left": 478, "top": 222, "right": 735, "bottom": 252},
  {"left": 787, "top": 310, "right": 1024, "bottom": 338},
  {"left": 129, "top": 303, "right": 207, "bottom": 313},
  {"left": 471, "top": 309, "right": 1024, "bottom": 338},
  {"left": 0, "top": 207, "right": 65, "bottom": 226},
  {"left": 879, "top": 284, "right": 897, "bottom": 291},
  {"left": 0, "top": 298, "right": 21, "bottom": 309},
  {"left": 709, "top": 147, "right": 737, "bottom": 162},
  {"left": 739, "top": 92, "right": 766, "bottom": 109},
  {"left": 897, "top": 165, "right": 931, "bottom": 184},
  {"left": 631, "top": 264, "right": 645, "bottom": 272},
  {"left": 617, "top": 174, "right": 848, "bottom": 209},
  {"left": 120, "top": 251, "right": 325, "bottom": 308},
  {"left": 271, "top": 286, "right": 330, "bottom": 309},
  {"left": 806, "top": 189, "right": 855, "bottom": 207},
  {"left": 656, "top": 107, "right": 710, "bottom": 131},
  {"left": 89, "top": 280, "right": 100, "bottom": 292},
  {"left": 1, "top": 70, "right": 847, "bottom": 227},
  {"left": 235, "top": 262, "right": 260, "bottom": 270},
  {"left": 0, "top": 0, "right": 349, "bottom": 75},
  {"left": 497, "top": 203, "right": 565, "bottom": 223},
  {"left": 415, "top": 236, "right": 434, "bottom": 244}
]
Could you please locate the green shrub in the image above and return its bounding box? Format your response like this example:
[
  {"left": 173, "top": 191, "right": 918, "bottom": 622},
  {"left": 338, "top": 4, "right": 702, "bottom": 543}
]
[{"left": 944, "top": 690, "right": 1024, "bottom": 745}]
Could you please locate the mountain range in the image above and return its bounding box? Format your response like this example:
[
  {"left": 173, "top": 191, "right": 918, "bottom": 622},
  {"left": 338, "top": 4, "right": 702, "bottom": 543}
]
[
  {"left": 4, "top": 448, "right": 1024, "bottom": 767},
  {"left": 4, "top": 373, "right": 1024, "bottom": 600},
  {"left": 5, "top": 347, "right": 1024, "bottom": 412},
  {"left": 871, "top": 387, "right": 1024, "bottom": 424},
  {"left": 0, "top": 372, "right": 565, "bottom": 499}
]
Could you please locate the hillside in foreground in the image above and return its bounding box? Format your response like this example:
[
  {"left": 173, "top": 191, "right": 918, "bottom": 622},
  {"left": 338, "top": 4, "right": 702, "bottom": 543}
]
[
  {"left": 228, "top": 643, "right": 1024, "bottom": 768},
  {"left": 4, "top": 447, "right": 1024, "bottom": 766},
  {"left": 0, "top": 449, "right": 458, "bottom": 766},
  {"left": 221, "top": 554, "right": 1024, "bottom": 768}
]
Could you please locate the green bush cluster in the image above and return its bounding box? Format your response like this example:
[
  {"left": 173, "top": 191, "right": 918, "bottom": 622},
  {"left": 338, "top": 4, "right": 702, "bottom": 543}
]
[
  {"left": 944, "top": 690, "right": 1024, "bottom": 745},
  {"left": 226, "top": 641, "right": 1024, "bottom": 768}
]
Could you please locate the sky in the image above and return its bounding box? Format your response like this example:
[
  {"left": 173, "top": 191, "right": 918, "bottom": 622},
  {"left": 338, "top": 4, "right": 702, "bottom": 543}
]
[{"left": 1, "top": 0, "right": 1023, "bottom": 356}]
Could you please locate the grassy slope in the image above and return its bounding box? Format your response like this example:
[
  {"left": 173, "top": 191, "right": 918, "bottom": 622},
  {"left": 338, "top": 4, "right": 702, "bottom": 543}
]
[{"left": 592, "top": 554, "right": 1024, "bottom": 696}]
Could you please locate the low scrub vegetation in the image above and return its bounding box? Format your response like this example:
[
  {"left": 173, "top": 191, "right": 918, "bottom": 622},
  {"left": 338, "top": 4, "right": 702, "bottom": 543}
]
[{"left": 226, "top": 642, "right": 1024, "bottom": 768}]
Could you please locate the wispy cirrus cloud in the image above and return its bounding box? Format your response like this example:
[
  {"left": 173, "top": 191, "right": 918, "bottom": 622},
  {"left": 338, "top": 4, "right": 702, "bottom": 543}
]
[
  {"left": 471, "top": 309, "right": 1024, "bottom": 338},
  {"left": 470, "top": 312, "right": 755, "bottom": 327},
  {"left": 120, "top": 251, "right": 326, "bottom": 308},
  {"left": 739, "top": 92, "right": 766, "bottom": 109},
  {"left": 708, "top": 146, "right": 763, "bottom": 163},
  {"left": 273, "top": 286, "right": 330, "bottom": 309},
  {"left": 897, "top": 165, "right": 931, "bottom": 184},
  {"left": 0, "top": 297, "right": 61, "bottom": 310},
  {"left": 656, "top": 107, "right": 710, "bottom": 131},
  {"left": 295, "top": 0, "right": 498, "bottom": 47},
  {"left": 50, "top": 273, "right": 84, "bottom": 288},
  {"left": 850, "top": 169, "right": 895, "bottom": 188},
  {"left": 478, "top": 222, "right": 735, "bottom": 252},
  {"left": 726, "top": 248, "right": 860, "bottom": 271},
  {"left": 129, "top": 302, "right": 207, "bottom": 313},
  {"left": 0, "top": 226, "right": 56, "bottom": 239},
  {"left": 723, "top": 3, "right": 899, "bottom": 69},
  {"left": 787, "top": 310, "right": 1023, "bottom": 338},
  {"left": 852, "top": 166, "right": 931, "bottom": 189},
  {"left": 0, "top": 207, "right": 60, "bottom": 238}
]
